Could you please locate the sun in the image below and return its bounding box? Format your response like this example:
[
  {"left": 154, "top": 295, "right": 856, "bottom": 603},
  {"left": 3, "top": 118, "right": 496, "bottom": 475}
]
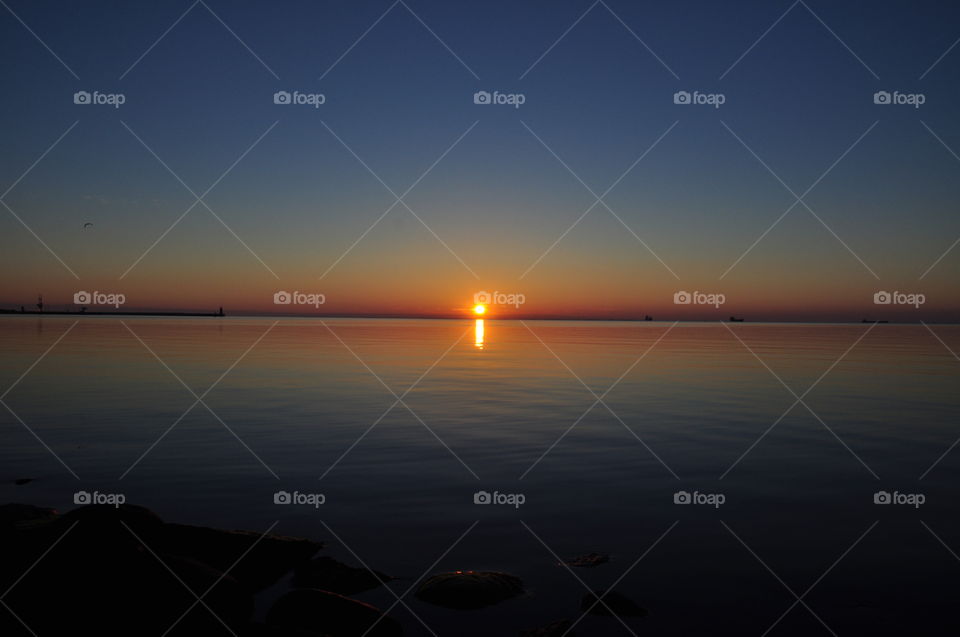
[{"left": 473, "top": 304, "right": 486, "bottom": 315}]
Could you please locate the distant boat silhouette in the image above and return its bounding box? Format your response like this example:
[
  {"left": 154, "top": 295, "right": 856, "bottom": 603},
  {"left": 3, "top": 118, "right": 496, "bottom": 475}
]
[
  {"left": 644, "top": 315, "right": 653, "bottom": 321},
  {"left": 729, "top": 316, "right": 744, "bottom": 322}
]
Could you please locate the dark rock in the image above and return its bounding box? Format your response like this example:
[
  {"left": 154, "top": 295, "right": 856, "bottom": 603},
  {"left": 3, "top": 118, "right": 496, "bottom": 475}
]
[
  {"left": 293, "top": 556, "right": 392, "bottom": 595},
  {"left": 521, "top": 619, "right": 574, "bottom": 636},
  {"left": 0, "top": 503, "right": 57, "bottom": 532},
  {"left": 13, "top": 478, "right": 34, "bottom": 486},
  {"left": 563, "top": 552, "right": 609, "bottom": 568},
  {"left": 165, "top": 523, "right": 322, "bottom": 592},
  {"left": 580, "top": 590, "right": 647, "bottom": 617},
  {"left": 267, "top": 589, "right": 402, "bottom": 637},
  {"left": 2, "top": 528, "right": 253, "bottom": 634},
  {"left": 415, "top": 570, "right": 524, "bottom": 609},
  {"left": 0, "top": 502, "right": 326, "bottom": 635}
]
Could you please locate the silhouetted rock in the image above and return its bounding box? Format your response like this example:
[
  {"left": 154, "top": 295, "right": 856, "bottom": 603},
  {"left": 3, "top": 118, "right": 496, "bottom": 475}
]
[
  {"left": 521, "top": 619, "right": 574, "bottom": 636},
  {"left": 166, "top": 523, "right": 322, "bottom": 591},
  {"left": 415, "top": 570, "right": 524, "bottom": 609},
  {"left": 580, "top": 590, "right": 647, "bottom": 617},
  {"left": 293, "top": 556, "right": 393, "bottom": 594},
  {"left": 563, "top": 552, "right": 609, "bottom": 568},
  {"left": 267, "top": 589, "right": 402, "bottom": 637},
  {"left": 13, "top": 478, "right": 33, "bottom": 486},
  {"left": 2, "top": 525, "right": 254, "bottom": 634},
  {"left": 0, "top": 502, "right": 324, "bottom": 635},
  {"left": 0, "top": 503, "right": 56, "bottom": 532}
]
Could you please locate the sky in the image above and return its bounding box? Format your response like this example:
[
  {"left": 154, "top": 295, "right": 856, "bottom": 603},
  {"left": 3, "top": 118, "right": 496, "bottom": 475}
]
[{"left": 1, "top": 0, "right": 959, "bottom": 321}]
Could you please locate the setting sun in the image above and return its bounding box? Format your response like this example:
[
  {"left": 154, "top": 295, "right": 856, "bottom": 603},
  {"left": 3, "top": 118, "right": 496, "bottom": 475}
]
[{"left": 473, "top": 304, "right": 486, "bottom": 315}]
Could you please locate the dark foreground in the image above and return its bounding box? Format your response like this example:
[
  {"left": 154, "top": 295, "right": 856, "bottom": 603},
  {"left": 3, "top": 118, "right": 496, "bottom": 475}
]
[{"left": 0, "top": 503, "right": 622, "bottom": 636}]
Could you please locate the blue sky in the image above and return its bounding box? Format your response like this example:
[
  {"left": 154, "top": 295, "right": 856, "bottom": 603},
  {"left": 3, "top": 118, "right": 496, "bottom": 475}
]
[{"left": 1, "top": 0, "right": 959, "bottom": 319}]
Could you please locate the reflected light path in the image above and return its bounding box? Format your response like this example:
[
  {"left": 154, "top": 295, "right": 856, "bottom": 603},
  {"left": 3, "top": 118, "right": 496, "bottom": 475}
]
[{"left": 475, "top": 318, "right": 484, "bottom": 349}]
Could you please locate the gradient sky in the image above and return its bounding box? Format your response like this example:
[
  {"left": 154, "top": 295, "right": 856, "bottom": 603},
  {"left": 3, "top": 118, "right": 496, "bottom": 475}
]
[{"left": 1, "top": 0, "right": 959, "bottom": 320}]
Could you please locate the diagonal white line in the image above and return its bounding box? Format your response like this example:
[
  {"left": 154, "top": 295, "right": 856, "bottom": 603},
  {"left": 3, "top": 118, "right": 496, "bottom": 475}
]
[
  {"left": 918, "top": 121, "right": 960, "bottom": 279},
  {"left": 757, "top": 520, "right": 878, "bottom": 637},
  {"left": 119, "top": 0, "right": 200, "bottom": 80},
  {"left": 722, "top": 520, "right": 838, "bottom": 637},
  {"left": 558, "top": 519, "right": 679, "bottom": 637},
  {"left": 521, "top": 321, "right": 599, "bottom": 399},
  {"left": 0, "top": 0, "right": 79, "bottom": 79},
  {"left": 521, "top": 521, "right": 638, "bottom": 637},
  {"left": 798, "top": 0, "right": 879, "bottom": 80},
  {"left": 122, "top": 521, "right": 238, "bottom": 636},
  {"left": 920, "top": 234, "right": 960, "bottom": 281},
  {"left": 920, "top": 35, "right": 960, "bottom": 80},
  {"left": 520, "top": 0, "right": 600, "bottom": 80},
  {"left": 1, "top": 520, "right": 79, "bottom": 598},
  {"left": 119, "top": 120, "right": 280, "bottom": 279},
  {"left": 719, "top": 0, "right": 800, "bottom": 80},
  {"left": 719, "top": 322, "right": 878, "bottom": 479},
  {"left": 921, "top": 520, "right": 960, "bottom": 561},
  {"left": 2, "top": 321, "right": 77, "bottom": 400},
  {"left": 0, "top": 121, "right": 81, "bottom": 278},
  {"left": 318, "top": 323, "right": 476, "bottom": 479},
  {"left": 319, "top": 0, "right": 401, "bottom": 81},
  {"left": 396, "top": 399, "right": 480, "bottom": 480},
  {"left": 519, "top": 321, "right": 679, "bottom": 480},
  {"left": 719, "top": 120, "right": 879, "bottom": 280},
  {"left": 0, "top": 201, "right": 80, "bottom": 279},
  {"left": 598, "top": 0, "right": 679, "bottom": 79},
  {"left": 1, "top": 121, "right": 79, "bottom": 200},
  {"left": 918, "top": 323, "right": 960, "bottom": 480},
  {"left": 1, "top": 400, "right": 80, "bottom": 480},
  {"left": 520, "top": 120, "right": 679, "bottom": 279},
  {"left": 0, "top": 599, "right": 37, "bottom": 636},
  {"left": 320, "top": 321, "right": 400, "bottom": 399},
  {"left": 199, "top": 0, "right": 279, "bottom": 79},
  {"left": 162, "top": 520, "right": 280, "bottom": 636},
  {"left": 318, "top": 120, "right": 480, "bottom": 280},
  {"left": 119, "top": 321, "right": 279, "bottom": 479},
  {"left": 521, "top": 120, "right": 601, "bottom": 199},
  {"left": 399, "top": 0, "right": 479, "bottom": 80},
  {"left": 319, "top": 519, "right": 478, "bottom": 637},
  {"left": 921, "top": 321, "right": 960, "bottom": 362}
]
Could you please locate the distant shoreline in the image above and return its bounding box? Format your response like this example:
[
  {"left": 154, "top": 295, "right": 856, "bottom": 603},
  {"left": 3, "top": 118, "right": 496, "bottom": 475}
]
[
  {"left": 0, "top": 309, "right": 223, "bottom": 317},
  {"left": 0, "top": 309, "right": 955, "bottom": 325}
]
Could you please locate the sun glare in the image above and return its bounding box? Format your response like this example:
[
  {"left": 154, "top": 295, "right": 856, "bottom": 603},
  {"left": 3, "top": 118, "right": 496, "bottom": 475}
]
[{"left": 473, "top": 304, "right": 486, "bottom": 315}]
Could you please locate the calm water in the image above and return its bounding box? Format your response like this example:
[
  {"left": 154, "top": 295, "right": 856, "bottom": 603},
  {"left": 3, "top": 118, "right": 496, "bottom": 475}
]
[{"left": 2, "top": 316, "right": 959, "bottom": 635}]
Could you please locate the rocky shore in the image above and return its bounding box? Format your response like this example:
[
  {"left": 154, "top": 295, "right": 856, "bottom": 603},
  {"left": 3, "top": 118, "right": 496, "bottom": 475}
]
[{"left": 0, "top": 502, "right": 645, "bottom": 636}]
